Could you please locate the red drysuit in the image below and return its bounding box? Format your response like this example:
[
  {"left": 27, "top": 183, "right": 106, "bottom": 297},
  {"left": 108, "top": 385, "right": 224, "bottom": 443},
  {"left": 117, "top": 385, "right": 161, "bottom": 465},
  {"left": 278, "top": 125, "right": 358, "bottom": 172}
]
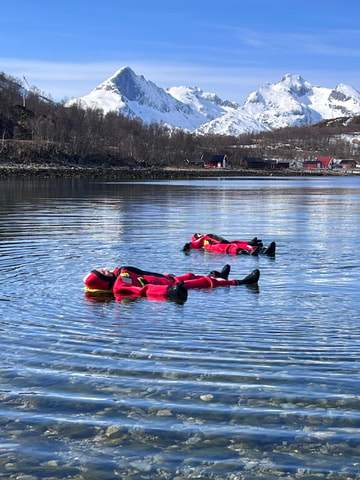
[
  {"left": 83, "top": 265, "right": 260, "bottom": 303},
  {"left": 183, "top": 233, "right": 276, "bottom": 256}
]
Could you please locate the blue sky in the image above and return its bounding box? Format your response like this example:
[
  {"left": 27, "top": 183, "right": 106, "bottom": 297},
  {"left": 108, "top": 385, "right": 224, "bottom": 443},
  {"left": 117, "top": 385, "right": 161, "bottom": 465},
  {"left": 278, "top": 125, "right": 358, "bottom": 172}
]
[{"left": 2, "top": 0, "right": 360, "bottom": 104}]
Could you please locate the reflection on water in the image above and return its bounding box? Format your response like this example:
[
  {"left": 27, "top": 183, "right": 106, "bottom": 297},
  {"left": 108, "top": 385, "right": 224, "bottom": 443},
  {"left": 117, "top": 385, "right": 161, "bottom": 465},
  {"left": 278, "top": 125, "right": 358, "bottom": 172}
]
[{"left": 1, "top": 176, "right": 360, "bottom": 479}]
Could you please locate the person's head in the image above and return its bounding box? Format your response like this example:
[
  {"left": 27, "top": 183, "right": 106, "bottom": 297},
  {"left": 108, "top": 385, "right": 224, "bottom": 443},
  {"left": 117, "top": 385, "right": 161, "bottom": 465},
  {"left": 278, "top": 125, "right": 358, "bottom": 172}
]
[{"left": 83, "top": 268, "right": 116, "bottom": 292}]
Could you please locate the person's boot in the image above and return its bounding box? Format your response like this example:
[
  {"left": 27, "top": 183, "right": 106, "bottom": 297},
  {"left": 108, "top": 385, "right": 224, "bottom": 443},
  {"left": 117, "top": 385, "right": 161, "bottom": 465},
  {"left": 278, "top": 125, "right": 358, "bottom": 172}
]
[
  {"left": 250, "top": 246, "right": 260, "bottom": 256},
  {"left": 166, "top": 281, "right": 188, "bottom": 303},
  {"left": 262, "top": 241, "right": 276, "bottom": 256},
  {"left": 209, "top": 264, "right": 231, "bottom": 280},
  {"left": 182, "top": 243, "right": 191, "bottom": 251},
  {"left": 248, "top": 237, "right": 263, "bottom": 247},
  {"left": 219, "top": 264, "right": 230, "bottom": 279},
  {"left": 235, "top": 269, "right": 260, "bottom": 285}
]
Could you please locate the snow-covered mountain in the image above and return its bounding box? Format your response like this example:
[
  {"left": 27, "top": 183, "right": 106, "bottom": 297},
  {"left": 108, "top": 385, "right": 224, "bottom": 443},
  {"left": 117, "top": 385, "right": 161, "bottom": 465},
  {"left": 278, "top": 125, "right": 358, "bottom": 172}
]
[
  {"left": 66, "top": 67, "right": 360, "bottom": 135},
  {"left": 66, "top": 67, "right": 239, "bottom": 131}
]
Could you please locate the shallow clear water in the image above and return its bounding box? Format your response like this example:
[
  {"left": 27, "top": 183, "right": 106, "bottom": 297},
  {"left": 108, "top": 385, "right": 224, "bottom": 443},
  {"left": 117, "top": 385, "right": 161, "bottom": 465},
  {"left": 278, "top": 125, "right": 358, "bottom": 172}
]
[{"left": 1, "top": 176, "right": 360, "bottom": 479}]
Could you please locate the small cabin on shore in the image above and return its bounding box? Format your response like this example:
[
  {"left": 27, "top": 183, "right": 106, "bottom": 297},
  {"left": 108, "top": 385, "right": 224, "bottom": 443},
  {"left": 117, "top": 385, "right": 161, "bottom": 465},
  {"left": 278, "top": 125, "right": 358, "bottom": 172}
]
[
  {"left": 244, "top": 157, "right": 290, "bottom": 169},
  {"left": 203, "top": 154, "right": 228, "bottom": 169},
  {"left": 338, "top": 159, "right": 357, "bottom": 169}
]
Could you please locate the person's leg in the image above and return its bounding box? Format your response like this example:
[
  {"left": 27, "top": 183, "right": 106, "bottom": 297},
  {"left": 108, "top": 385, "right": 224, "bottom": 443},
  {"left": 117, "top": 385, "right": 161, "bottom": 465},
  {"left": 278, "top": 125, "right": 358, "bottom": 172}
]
[{"left": 183, "top": 270, "right": 260, "bottom": 289}]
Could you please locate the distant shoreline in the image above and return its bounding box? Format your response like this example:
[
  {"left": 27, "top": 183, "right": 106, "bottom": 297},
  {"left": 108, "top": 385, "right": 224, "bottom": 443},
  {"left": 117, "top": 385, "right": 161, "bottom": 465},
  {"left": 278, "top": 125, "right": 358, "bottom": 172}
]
[{"left": 0, "top": 163, "right": 355, "bottom": 179}]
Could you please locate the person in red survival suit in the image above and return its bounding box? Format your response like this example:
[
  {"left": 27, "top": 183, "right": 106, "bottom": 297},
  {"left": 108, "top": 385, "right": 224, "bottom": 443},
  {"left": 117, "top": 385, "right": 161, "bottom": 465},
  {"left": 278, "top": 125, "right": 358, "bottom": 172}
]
[
  {"left": 83, "top": 264, "right": 260, "bottom": 303},
  {"left": 182, "top": 233, "right": 276, "bottom": 256}
]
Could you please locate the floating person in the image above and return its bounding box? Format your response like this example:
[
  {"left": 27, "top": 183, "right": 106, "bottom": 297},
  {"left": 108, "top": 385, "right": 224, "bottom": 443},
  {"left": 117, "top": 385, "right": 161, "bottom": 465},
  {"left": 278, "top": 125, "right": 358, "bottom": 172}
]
[
  {"left": 182, "top": 233, "right": 276, "bottom": 256},
  {"left": 83, "top": 264, "right": 260, "bottom": 303}
]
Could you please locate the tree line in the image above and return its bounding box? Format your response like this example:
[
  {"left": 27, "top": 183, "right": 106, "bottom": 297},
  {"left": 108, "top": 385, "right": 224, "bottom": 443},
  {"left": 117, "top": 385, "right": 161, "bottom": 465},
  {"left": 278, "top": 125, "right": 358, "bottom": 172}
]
[{"left": 1, "top": 71, "right": 359, "bottom": 168}]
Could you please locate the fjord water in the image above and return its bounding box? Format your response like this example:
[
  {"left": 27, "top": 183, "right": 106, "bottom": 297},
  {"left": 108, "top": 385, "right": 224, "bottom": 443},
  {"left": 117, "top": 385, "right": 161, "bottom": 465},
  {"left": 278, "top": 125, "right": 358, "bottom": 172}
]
[{"left": 1, "top": 176, "right": 360, "bottom": 480}]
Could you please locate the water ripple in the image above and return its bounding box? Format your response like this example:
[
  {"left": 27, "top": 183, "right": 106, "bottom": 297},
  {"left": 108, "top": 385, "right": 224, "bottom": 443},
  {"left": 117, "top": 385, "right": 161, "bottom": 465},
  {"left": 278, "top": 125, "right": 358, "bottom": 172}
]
[{"left": 1, "top": 177, "right": 360, "bottom": 479}]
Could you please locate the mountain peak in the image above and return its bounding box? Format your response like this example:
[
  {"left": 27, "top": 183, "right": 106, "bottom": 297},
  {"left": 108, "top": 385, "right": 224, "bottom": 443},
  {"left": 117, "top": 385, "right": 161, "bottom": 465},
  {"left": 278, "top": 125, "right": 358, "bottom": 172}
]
[
  {"left": 280, "top": 74, "right": 311, "bottom": 97},
  {"left": 109, "top": 66, "right": 135, "bottom": 79},
  {"left": 101, "top": 66, "right": 144, "bottom": 102},
  {"left": 334, "top": 83, "right": 360, "bottom": 100}
]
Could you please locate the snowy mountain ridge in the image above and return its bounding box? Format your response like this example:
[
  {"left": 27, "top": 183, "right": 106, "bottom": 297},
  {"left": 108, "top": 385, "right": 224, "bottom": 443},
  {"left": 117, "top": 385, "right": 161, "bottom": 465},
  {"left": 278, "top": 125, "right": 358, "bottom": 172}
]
[{"left": 66, "top": 67, "right": 360, "bottom": 136}]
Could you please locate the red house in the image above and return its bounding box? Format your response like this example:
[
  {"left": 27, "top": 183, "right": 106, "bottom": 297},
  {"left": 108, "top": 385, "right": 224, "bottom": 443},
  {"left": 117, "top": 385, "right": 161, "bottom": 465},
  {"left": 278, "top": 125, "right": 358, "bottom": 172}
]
[{"left": 303, "top": 157, "right": 335, "bottom": 169}]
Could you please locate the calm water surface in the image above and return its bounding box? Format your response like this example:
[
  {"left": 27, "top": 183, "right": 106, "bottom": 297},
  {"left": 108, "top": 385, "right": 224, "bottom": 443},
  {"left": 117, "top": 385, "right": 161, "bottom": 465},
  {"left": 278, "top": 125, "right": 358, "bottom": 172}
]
[{"left": 1, "top": 176, "right": 360, "bottom": 479}]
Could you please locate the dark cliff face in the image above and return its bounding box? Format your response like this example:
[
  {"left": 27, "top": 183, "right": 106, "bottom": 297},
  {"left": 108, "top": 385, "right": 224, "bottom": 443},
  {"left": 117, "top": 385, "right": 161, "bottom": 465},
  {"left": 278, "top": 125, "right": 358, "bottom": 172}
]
[
  {"left": 112, "top": 68, "right": 142, "bottom": 102},
  {"left": 329, "top": 90, "right": 349, "bottom": 102}
]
